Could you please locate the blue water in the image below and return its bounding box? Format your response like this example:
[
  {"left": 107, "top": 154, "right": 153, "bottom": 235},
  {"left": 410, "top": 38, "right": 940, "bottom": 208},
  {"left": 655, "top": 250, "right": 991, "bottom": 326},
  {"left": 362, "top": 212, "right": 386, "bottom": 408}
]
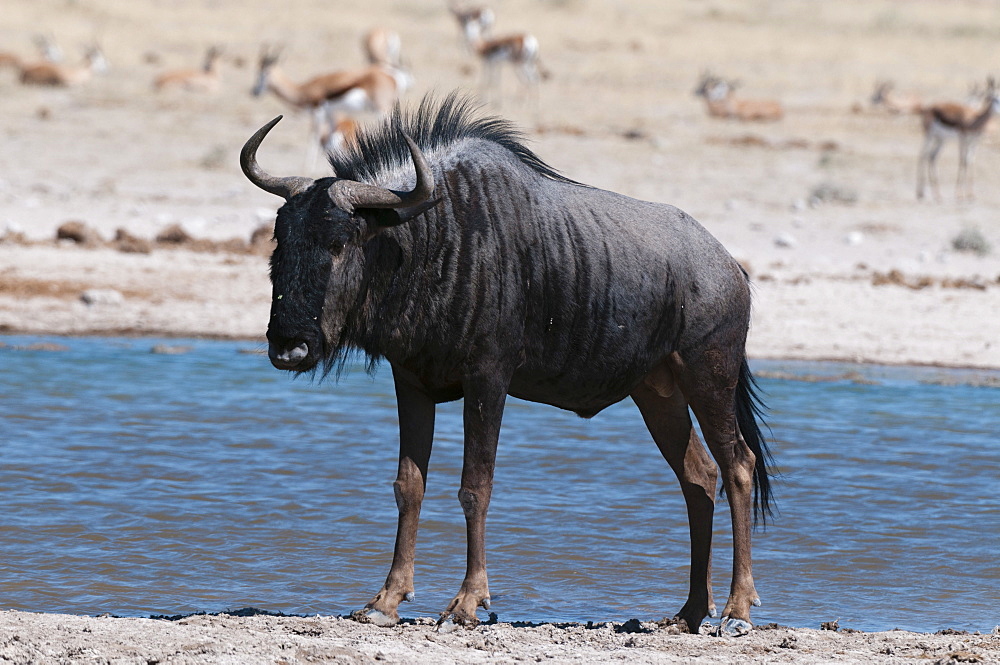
[{"left": 1, "top": 335, "right": 997, "bottom": 632}]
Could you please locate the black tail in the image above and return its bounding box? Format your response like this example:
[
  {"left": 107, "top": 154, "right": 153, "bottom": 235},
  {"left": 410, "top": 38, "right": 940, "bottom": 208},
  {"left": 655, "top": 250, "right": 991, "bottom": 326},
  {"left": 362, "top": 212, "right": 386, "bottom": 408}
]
[{"left": 735, "top": 358, "right": 775, "bottom": 527}]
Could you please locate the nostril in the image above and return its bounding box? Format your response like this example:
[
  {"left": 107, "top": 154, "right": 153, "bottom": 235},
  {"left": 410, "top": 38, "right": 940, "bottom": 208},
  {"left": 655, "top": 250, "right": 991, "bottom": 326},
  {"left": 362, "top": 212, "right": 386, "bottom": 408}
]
[
  {"left": 268, "top": 341, "right": 309, "bottom": 368},
  {"left": 284, "top": 342, "right": 308, "bottom": 363}
]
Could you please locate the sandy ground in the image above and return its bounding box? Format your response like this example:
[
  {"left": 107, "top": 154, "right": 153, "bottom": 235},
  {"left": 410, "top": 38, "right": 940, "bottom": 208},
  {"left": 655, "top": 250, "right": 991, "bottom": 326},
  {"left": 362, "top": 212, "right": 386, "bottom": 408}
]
[
  {"left": 2, "top": 610, "right": 999, "bottom": 665},
  {"left": 2, "top": 0, "right": 1000, "bottom": 661}
]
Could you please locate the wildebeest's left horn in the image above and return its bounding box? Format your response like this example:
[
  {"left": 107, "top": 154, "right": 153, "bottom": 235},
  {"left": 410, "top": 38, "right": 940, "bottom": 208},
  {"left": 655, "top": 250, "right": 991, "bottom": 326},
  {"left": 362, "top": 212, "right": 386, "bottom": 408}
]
[
  {"left": 241, "top": 116, "right": 314, "bottom": 200},
  {"left": 327, "top": 134, "right": 434, "bottom": 211}
]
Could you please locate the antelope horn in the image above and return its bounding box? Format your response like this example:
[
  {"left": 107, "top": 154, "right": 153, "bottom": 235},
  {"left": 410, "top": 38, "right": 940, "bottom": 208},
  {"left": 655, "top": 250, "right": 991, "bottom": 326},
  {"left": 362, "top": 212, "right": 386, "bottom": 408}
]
[
  {"left": 240, "top": 116, "right": 313, "bottom": 200},
  {"left": 327, "top": 134, "right": 434, "bottom": 211}
]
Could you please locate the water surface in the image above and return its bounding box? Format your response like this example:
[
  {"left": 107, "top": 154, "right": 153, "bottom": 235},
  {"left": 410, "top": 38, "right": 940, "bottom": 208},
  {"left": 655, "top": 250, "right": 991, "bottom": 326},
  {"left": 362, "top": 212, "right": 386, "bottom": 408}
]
[{"left": 1, "top": 335, "right": 997, "bottom": 632}]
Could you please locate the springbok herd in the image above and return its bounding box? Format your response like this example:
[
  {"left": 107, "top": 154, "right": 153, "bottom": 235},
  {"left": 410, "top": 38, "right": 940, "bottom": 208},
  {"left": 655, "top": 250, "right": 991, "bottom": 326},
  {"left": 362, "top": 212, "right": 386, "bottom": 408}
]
[{"left": 2, "top": 3, "right": 997, "bottom": 200}]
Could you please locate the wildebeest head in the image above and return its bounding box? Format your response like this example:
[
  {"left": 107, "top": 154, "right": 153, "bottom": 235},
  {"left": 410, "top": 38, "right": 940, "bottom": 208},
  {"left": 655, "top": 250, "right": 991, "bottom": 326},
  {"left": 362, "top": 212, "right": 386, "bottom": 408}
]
[{"left": 240, "top": 115, "right": 435, "bottom": 373}]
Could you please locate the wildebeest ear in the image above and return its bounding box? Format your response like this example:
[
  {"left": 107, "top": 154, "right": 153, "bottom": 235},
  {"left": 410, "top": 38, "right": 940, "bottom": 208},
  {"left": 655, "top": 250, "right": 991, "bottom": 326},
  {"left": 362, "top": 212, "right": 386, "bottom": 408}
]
[{"left": 363, "top": 198, "right": 442, "bottom": 229}]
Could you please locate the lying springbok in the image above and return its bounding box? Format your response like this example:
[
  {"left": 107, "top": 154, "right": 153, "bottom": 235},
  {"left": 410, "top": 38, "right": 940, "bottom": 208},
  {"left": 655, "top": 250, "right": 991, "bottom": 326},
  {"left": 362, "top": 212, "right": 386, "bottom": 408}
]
[
  {"left": 1, "top": 34, "right": 62, "bottom": 72},
  {"left": 0, "top": 52, "right": 24, "bottom": 71},
  {"left": 870, "top": 80, "right": 923, "bottom": 115},
  {"left": 694, "top": 73, "right": 783, "bottom": 122},
  {"left": 450, "top": 4, "right": 541, "bottom": 102},
  {"left": 240, "top": 92, "right": 774, "bottom": 636},
  {"left": 252, "top": 46, "right": 410, "bottom": 163},
  {"left": 917, "top": 79, "right": 1000, "bottom": 202},
  {"left": 363, "top": 27, "right": 402, "bottom": 68},
  {"left": 32, "top": 34, "right": 63, "bottom": 63},
  {"left": 19, "top": 44, "right": 108, "bottom": 86},
  {"left": 153, "top": 46, "right": 223, "bottom": 92}
]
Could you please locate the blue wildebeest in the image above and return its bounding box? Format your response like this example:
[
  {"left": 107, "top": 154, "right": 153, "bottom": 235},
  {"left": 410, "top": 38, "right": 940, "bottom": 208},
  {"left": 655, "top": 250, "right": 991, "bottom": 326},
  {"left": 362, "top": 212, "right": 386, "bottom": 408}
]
[{"left": 240, "top": 94, "right": 774, "bottom": 636}]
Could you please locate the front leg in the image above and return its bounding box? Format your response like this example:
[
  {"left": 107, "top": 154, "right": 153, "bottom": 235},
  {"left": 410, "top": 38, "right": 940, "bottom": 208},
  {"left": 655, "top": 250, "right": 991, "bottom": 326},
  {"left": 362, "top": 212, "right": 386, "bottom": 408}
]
[
  {"left": 439, "top": 373, "right": 509, "bottom": 627},
  {"left": 354, "top": 366, "right": 435, "bottom": 626}
]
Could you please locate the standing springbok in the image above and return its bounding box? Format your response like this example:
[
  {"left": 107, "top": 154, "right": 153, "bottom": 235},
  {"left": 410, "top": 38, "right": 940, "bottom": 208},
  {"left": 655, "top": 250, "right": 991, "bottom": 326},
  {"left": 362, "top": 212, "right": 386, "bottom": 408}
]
[
  {"left": 153, "top": 46, "right": 224, "bottom": 92},
  {"left": 449, "top": 4, "right": 541, "bottom": 103},
  {"left": 449, "top": 3, "right": 495, "bottom": 50},
  {"left": 694, "top": 73, "right": 783, "bottom": 122},
  {"left": 917, "top": 80, "right": 1000, "bottom": 202},
  {"left": 363, "top": 28, "right": 402, "bottom": 69},
  {"left": 251, "top": 46, "right": 411, "bottom": 165},
  {"left": 19, "top": 44, "right": 108, "bottom": 87}
]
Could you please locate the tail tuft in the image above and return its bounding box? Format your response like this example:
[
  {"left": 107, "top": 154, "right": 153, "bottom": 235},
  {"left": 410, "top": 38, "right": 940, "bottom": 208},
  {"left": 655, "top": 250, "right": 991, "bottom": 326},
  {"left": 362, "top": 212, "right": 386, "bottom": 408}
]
[{"left": 735, "top": 359, "right": 775, "bottom": 526}]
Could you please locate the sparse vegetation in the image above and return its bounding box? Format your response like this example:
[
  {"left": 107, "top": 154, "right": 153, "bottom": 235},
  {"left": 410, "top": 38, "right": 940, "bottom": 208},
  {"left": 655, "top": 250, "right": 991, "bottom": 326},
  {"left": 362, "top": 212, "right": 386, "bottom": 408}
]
[
  {"left": 951, "top": 227, "right": 991, "bottom": 257},
  {"left": 809, "top": 182, "right": 858, "bottom": 206}
]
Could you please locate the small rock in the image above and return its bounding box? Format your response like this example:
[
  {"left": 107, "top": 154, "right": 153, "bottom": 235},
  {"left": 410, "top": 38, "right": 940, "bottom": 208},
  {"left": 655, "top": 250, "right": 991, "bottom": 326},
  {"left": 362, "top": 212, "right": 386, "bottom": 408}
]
[
  {"left": 80, "top": 289, "right": 124, "bottom": 306},
  {"left": 56, "top": 221, "right": 102, "bottom": 246},
  {"left": 845, "top": 231, "right": 864, "bottom": 245},
  {"left": 774, "top": 232, "right": 797, "bottom": 248},
  {"left": 615, "top": 618, "right": 646, "bottom": 634},
  {"left": 156, "top": 223, "right": 193, "bottom": 244},
  {"left": 114, "top": 228, "right": 152, "bottom": 254}
]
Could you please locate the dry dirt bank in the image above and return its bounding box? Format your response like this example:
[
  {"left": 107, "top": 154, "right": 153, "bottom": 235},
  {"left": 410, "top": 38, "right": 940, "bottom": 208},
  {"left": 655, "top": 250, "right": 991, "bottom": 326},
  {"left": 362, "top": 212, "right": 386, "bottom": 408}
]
[
  {"left": 2, "top": 240, "right": 998, "bottom": 369},
  {"left": 2, "top": 610, "right": 998, "bottom": 665}
]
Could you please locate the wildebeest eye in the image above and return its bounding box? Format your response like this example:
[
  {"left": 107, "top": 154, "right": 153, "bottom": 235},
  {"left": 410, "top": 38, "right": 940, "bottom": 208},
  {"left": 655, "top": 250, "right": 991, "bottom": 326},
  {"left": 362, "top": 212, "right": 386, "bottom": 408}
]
[{"left": 329, "top": 240, "right": 345, "bottom": 255}]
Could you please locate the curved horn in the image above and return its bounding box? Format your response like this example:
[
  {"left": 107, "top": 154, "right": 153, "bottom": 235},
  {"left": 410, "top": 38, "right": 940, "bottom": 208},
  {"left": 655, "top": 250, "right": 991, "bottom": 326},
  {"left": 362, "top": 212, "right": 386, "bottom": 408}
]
[
  {"left": 240, "top": 116, "right": 313, "bottom": 200},
  {"left": 327, "top": 134, "right": 434, "bottom": 211}
]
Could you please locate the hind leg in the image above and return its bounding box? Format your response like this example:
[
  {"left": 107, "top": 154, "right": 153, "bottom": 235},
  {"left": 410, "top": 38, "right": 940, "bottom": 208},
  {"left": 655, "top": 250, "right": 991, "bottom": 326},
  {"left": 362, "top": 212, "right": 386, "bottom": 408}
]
[
  {"left": 632, "top": 357, "right": 718, "bottom": 633},
  {"left": 674, "top": 350, "right": 760, "bottom": 636}
]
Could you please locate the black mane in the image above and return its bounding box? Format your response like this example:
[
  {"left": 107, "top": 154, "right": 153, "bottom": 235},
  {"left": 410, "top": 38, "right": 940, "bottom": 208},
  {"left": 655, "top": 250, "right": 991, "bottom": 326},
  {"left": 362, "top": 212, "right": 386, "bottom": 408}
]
[{"left": 327, "top": 92, "right": 577, "bottom": 185}]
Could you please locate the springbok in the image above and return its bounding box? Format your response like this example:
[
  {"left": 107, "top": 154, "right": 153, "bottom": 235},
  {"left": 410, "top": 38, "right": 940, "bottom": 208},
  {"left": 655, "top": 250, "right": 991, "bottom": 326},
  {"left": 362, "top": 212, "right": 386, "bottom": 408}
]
[
  {"left": 32, "top": 34, "right": 63, "bottom": 63},
  {"left": 0, "top": 52, "right": 23, "bottom": 71},
  {"left": 153, "top": 46, "right": 223, "bottom": 92},
  {"left": 870, "top": 80, "right": 923, "bottom": 115},
  {"left": 252, "top": 46, "right": 411, "bottom": 165},
  {"left": 19, "top": 44, "right": 108, "bottom": 87},
  {"left": 319, "top": 114, "right": 359, "bottom": 153},
  {"left": 449, "top": 3, "right": 495, "bottom": 50},
  {"left": 917, "top": 79, "right": 1000, "bottom": 202},
  {"left": 363, "top": 28, "right": 402, "bottom": 68},
  {"left": 694, "top": 73, "right": 783, "bottom": 122},
  {"left": 449, "top": 4, "right": 541, "bottom": 103},
  {"left": 1, "top": 35, "right": 62, "bottom": 75}
]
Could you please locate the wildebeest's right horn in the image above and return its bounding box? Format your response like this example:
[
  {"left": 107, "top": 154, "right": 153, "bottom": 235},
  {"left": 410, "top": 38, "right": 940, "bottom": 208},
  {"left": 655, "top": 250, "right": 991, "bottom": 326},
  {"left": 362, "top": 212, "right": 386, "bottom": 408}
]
[
  {"left": 240, "top": 116, "right": 313, "bottom": 200},
  {"left": 327, "top": 134, "right": 434, "bottom": 211}
]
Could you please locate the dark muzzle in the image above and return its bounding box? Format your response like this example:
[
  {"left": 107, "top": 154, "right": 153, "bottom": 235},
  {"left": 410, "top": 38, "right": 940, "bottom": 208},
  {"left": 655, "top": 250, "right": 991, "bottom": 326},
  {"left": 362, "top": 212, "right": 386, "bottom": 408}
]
[{"left": 268, "top": 340, "right": 312, "bottom": 371}]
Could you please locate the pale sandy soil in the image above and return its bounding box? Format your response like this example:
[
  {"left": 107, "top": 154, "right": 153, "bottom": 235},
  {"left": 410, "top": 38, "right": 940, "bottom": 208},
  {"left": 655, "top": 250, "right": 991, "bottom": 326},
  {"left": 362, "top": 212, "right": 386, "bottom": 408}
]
[
  {"left": 2, "top": 611, "right": 999, "bottom": 665},
  {"left": 1, "top": 0, "right": 999, "bottom": 660}
]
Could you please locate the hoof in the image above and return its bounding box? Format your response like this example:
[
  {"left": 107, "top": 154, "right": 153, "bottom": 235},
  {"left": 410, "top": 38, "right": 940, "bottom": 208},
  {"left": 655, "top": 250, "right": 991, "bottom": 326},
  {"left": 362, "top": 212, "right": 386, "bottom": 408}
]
[
  {"left": 752, "top": 597, "right": 762, "bottom": 607},
  {"left": 354, "top": 609, "right": 398, "bottom": 627},
  {"left": 709, "top": 607, "right": 718, "bottom": 618},
  {"left": 481, "top": 597, "right": 491, "bottom": 610},
  {"left": 404, "top": 592, "right": 415, "bottom": 602},
  {"left": 720, "top": 616, "right": 752, "bottom": 637}
]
